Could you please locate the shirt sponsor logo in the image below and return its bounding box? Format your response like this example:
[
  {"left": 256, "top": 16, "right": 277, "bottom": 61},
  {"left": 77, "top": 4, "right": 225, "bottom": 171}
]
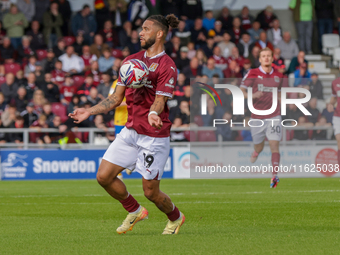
[
  {"left": 258, "top": 84, "right": 274, "bottom": 92},
  {"left": 165, "top": 83, "right": 174, "bottom": 88},
  {"left": 274, "top": 76, "right": 279, "bottom": 83},
  {"left": 149, "top": 63, "right": 159, "bottom": 72}
]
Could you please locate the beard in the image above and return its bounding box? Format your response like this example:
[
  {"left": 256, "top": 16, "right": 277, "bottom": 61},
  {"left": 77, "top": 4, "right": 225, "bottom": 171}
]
[{"left": 141, "top": 37, "right": 156, "bottom": 50}]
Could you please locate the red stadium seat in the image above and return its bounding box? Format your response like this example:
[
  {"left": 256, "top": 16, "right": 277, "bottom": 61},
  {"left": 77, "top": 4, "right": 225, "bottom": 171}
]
[
  {"left": 52, "top": 103, "right": 68, "bottom": 122},
  {"left": 73, "top": 75, "right": 85, "bottom": 88},
  {"left": 194, "top": 115, "right": 204, "bottom": 126},
  {"left": 64, "top": 36, "right": 76, "bottom": 46},
  {"left": 36, "top": 49, "right": 48, "bottom": 61},
  {"left": 198, "top": 131, "right": 216, "bottom": 141},
  {"left": 235, "top": 131, "right": 243, "bottom": 141},
  {"left": 0, "top": 76, "right": 6, "bottom": 85},
  {"left": 184, "top": 130, "right": 197, "bottom": 141},
  {"left": 4, "top": 63, "right": 21, "bottom": 74},
  {"left": 112, "top": 49, "right": 123, "bottom": 59}
]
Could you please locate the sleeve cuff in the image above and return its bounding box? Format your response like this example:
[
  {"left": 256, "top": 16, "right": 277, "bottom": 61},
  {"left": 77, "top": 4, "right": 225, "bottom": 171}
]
[
  {"left": 117, "top": 82, "right": 126, "bottom": 87},
  {"left": 156, "top": 91, "right": 173, "bottom": 98}
]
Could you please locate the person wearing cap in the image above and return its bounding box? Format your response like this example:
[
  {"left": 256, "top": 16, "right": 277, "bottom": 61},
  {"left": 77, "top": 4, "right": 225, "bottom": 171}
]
[
  {"left": 289, "top": 0, "right": 315, "bottom": 54},
  {"left": 294, "top": 62, "right": 311, "bottom": 87},
  {"left": 255, "top": 5, "right": 278, "bottom": 31},
  {"left": 237, "top": 6, "right": 254, "bottom": 31},
  {"left": 175, "top": 46, "right": 190, "bottom": 72}
]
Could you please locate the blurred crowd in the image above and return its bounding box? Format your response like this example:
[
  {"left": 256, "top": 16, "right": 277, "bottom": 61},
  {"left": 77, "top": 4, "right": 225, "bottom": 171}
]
[{"left": 0, "top": 0, "right": 338, "bottom": 145}]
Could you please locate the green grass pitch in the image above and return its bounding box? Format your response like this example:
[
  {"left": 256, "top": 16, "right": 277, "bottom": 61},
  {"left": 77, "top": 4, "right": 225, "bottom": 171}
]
[{"left": 1, "top": 178, "right": 340, "bottom": 255}]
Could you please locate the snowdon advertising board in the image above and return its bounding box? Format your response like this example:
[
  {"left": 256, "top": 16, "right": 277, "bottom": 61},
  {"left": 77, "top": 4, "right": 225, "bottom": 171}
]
[{"left": 0, "top": 149, "right": 173, "bottom": 180}]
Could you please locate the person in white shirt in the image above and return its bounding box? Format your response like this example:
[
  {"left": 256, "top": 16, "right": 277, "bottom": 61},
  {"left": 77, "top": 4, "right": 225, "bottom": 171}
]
[
  {"left": 267, "top": 19, "right": 282, "bottom": 46},
  {"left": 217, "top": 31, "right": 236, "bottom": 58},
  {"left": 59, "top": 46, "right": 84, "bottom": 74},
  {"left": 276, "top": 31, "right": 299, "bottom": 60}
]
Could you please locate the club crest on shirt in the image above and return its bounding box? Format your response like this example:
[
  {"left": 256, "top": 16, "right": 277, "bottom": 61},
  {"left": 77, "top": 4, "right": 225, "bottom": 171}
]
[
  {"left": 337, "top": 84, "right": 340, "bottom": 87},
  {"left": 169, "top": 77, "right": 174, "bottom": 84},
  {"left": 149, "top": 63, "right": 159, "bottom": 72},
  {"left": 274, "top": 76, "right": 279, "bottom": 83}
]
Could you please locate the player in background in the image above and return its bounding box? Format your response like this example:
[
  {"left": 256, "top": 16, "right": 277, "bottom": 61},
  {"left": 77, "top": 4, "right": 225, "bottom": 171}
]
[
  {"left": 240, "top": 47, "right": 285, "bottom": 188},
  {"left": 329, "top": 78, "right": 340, "bottom": 167},
  {"left": 69, "top": 14, "right": 185, "bottom": 235}
]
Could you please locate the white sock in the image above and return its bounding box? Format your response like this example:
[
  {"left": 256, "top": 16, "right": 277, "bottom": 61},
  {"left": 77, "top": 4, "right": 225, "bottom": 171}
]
[{"left": 130, "top": 205, "right": 142, "bottom": 214}]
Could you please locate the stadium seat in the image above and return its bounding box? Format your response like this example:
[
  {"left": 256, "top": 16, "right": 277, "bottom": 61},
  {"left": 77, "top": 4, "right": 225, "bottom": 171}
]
[
  {"left": 36, "top": 49, "right": 48, "bottom": 61},
  {"left": 235, "top": 131, "right": 243, "bottom": 141},
  {"left": 73, "top": 75, "right": 85, "bottom": 88},
  {"left": 333, "top": 47, "right": 340, "bottom": 67},
  {"left": 4, "top": 63, "right": 21, "bottom": 74},
  {"left": 322, "top": 34, "right": 339, "bottom": 55},
  {"left": 194, "top": 115, "right": 204, "bottom": 126},
  {"left": 112, "top": 49, "right": 123, "bottom": 59},
  {"left": 0, "top": 76, "right": 5, "bottom": 85},
  {"left": 51, "top": 103, "right": 68, "bottom": 122},
  {"left": 288, "top": 73, "right": 295, "bottom": 87},
  {"left": 63, "top": 36, "right": 76, "bottom": 46},
  {"left": 198, "top": 131, "right": 216, "bottom": 141},
  {"left": 184, "top": 130, "right": 197, "bottom": 141}
]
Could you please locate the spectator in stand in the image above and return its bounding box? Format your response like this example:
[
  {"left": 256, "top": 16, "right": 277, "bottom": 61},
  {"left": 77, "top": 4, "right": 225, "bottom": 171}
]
[
  {"left": 41, "top": 73, "right": 59, "bottom": 103},
  {"left": 34, "top": 62, "right": 44, "bottom": 84},
  {"left": 187, "top": 42, "right": 196, "bottom": 59},
  {"left": 16, "top": 0, "right": 35, "bottom": 23},
  {"left": 77, "top": 75, "right": 95, "bottom": 103},
  {"left": 217, "top": 32, "right": 236, "bottom": 59},
  {"left": 160, "top": 0, "right": 181, "bottom": 17},
  {"left": 316, "top": 0, "right": 333, "bottom": 49},
  {"left": 85, "top": 61, "right": 101, "bottom": 86},
  {"left": 118, "top": 21, "right": 132, "bottom": 48},
  {"left": 166, "top": 36, "right": 181, "bottom": 60},
  {"left": 241, "top": 58, "right": 252, "bottom": 76},
  {"left": 109, "top": 58, "right": 121, "bottom": 81},
  {"left": 289, "top": 0, "right": 314, "bottom": 54},
  {"left": 97, "top": 72, "right": 112, "bottom": 100},
  {"left": 223, "top": 59, "right": 242, "bottom": 78},
  {"left": 25, "top": 72, "right": 39, "bottom": 100},
  {"left": 173, "top": 73, "right": 187, "bottom": 103},
  {"left": 24, "top": 55, "right": 38, "bottom": 77},
  {"left": 98, "top": 20, "right": 119, "bottom": 49},
  {"left": 58, "top": 0, "right": 72, "bottom": 36},
  {"left": 237, "top": 6, "right": 254, "bottom": 31},
  {"left": 53, "top": 38, "right": 66, "bottom": 58},
  {"left": 67, "top": 95, "right": 80, "bottom": 114},
  {"left": 59, "top": 75, "right": 76, "bottom": 105},
  {"left": 0, "top": 92, "right": 7, "bottom": 114},
  {"left": 202, "top": 98, "right": 224, "bottom": 126},
  {"left": 0, "top": 21, "right": 7, "bottom": 45},
  {"left": 255, "top": 5, "right": 278, "bottom": 31},
  {"left": 293, "top": 116, "right": 313, "bottom": 140},
  {"left": 322, "top": 103, "right": 334, "bottom": 123},
  {"left": 30, "top": 114, "right": 51, "bottom": 144},
  {"left": 174, "top": 20, "right": 191, "bottom": 47},
  {"left": 87, "top": 87, "right": 101, "bottom": 106},
  {"left": 3, "top": 4, "right": 28, "bottom": 49},
  {"left": 181, "top": 0, "right": 203, "bottom": 30},
  {"left": 32, "top": 0, "right": 50, "bottom": 24},
  {"left": 247, "top": 21, "right": 263, "bottom": 42},
  {"left": 0, "top": 37, "right": 15, "bottom": 63},
  {"left": 227, "top": 47, "right": 244, "bottom": 67},
  {"left": 276, "top": 31, "right": 299, "bottom": 60},
  {"left": 313, "top": 116, "right": 331, "bottom": 140},
  {"left": 237, "top": 32, "right": 252, "bottom": 58},
  {"left": 175, "top": 46, "right": 190, "bottom": 72},
  {"left": 202, "top": 58, "right": 223, "bottom": 78},
  {"left": 1, "top": 73, "right": 19, "bottom": 104},
  {"left": 26, "top": 20, "right": 46, "bottom": 50},
  {"left": 14, "top": 86, "right": 29, "bottom": 113},
  {"left": 41, "top": 102, "right": 55, "bottom": 125},
  {"left": 41, "top": 49, "right": 56, "bottom": 73},
  {"left": 15, "top": 70, "right": 26, "bottom": 87},
  {"left": 211, "top": 46, "right": 227, "bottom": 71},
  {"left": 72, "top": 4, "right": 97, "bottom": 45},
  {"left": 288, "top": 50, "right": 308, "bottom": 74},
  {"left": 272, "top": 48, "right": 286, "bottom": 74},
  {"left": 335, "top": 0, "right": 340, "bottom": 35},
  {"left": 0, "top": 0, "right": 11, "bottom": 21},
  {"left": 98, "top": 48, "right": 115, "bottom": 73},
  {"left": 121, "top": 46, "right": 130, "bottom": 59},
  {"left": 190, "top": 18, "right": 208, "bottom": 48},
  {"left": 1, "top": 103, "right": 19, "bottom": 127},
  {"left": 59, "top": 46, "right": 84, "bottom": 74},
  {"left": 307, "top": 97, "right": 320, "bottom": 124},
  {"left": 0, "top": 118, "right": 6, "bottom": 144},
  {"left": 48, "top": 115, "right": 64, "bottom": 143},
  {"left": 228, "top": 17, "right": 245, "bottom": 45},
  {"left": 202, "top": 10, "right": 215, "bottom": 31},
  {"left": 90, "top": 34, "right": 110, "bottom": 58},
  {"left": 241, "top": 117, "right": 252, "bottom": 141},
  {"left": 81, "top": 45, "right": 97, "bottom": 72},
  {"left": 182, "top": 57, "right": 202, "bottom": 84},
  {"left": 286, "top": 103, "right": 303, "bottom": 121},
  {"left": 248, "top": 45, "right": 260, "bottom": 68},
  {"left": 266, "top": 19, "right": 282, "bottom": 46},
  {"left": 307, "top": 73, "right": 324, "bottom": 99},
  {"left": 20, "top": 102, "right": 38, "bottom": 127},
  {"left": 216, "top": 111, "right": 235, "bottom": 141},
  {"left": 201, "top": 36, "right": 216, "bottom": 59},
  {"left": 254, "top": 31, "right": 274, "bottom": 51},
  {"left": 7, "top": 115, "right": 25, "bottom": 144},
  {"left": 294, "top": 62, "right": 311, "bottom": 87},
  {"left": 17, "top": 36, "right": 34, "bottom": 64},
  {"left": 127, "top": 30, "right": 141, "bottom": 54},
  {"left": 195, "top": 48, "right": 207, "bottom": 66},
  {"left": 43, "top": 2, "right": 63, "bottom": 48},
  {"left": 51, "top": 60, "right": 65, "bottom": 86},
  {"left": 171, "top": 100, "right": 190, "bottom": 142},
  {"left": 72, "top": 33, "right": 85, "bottom": 56},
  {"left": 217, "top": 7, "right": 233, "bottom": 31},
  {"left": 209, "top": 20, "right": 224, "bottom": 43}
]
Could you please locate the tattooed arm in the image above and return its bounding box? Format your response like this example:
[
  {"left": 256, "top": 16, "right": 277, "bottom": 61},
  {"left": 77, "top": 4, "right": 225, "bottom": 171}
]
[
  {"left": 148, "top": 95, "right": 168, "bottom": 129},
  {"left": 69, "top": 85, "right": 126, "bottom": 123}
]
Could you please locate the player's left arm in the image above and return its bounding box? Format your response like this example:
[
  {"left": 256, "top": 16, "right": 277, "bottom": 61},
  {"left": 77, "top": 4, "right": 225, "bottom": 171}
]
[{"left": 148, "top": 95, "right": 168, "bottom": 129}]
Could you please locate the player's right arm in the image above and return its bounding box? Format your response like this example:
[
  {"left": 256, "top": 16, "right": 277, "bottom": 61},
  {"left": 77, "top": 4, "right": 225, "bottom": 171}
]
[
  {"left": 240, "top": 70, "right": 263, "bottom": 99},
  {"left": 69, "top": 85, "right": 126, "bottom": 123}
]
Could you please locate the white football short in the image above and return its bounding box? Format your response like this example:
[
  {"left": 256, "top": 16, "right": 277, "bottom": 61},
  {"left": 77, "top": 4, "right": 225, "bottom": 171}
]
[
  {"left": 250, "top": 116, "right": 282, "bottom": 144},
  {"left": 102, "top": 127, "right": 170, "bottom": 180},
  {"left": 332, "top": 116, "right": 340, "bottom": 135}
]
